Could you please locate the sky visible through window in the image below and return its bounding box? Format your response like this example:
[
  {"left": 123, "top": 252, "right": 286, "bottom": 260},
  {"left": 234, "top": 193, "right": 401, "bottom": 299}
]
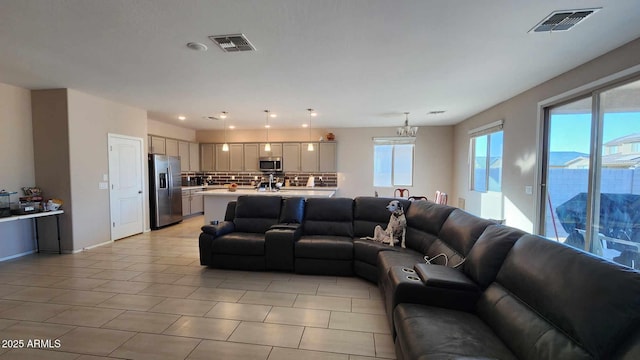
[{"left": 550, "top": 112, "right": 640, "bottom": 152}]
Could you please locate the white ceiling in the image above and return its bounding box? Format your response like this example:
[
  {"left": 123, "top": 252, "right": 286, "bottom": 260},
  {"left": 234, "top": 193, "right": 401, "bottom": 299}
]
[{"left": 1, "top": 0, "right": 639, "bottom": 130}]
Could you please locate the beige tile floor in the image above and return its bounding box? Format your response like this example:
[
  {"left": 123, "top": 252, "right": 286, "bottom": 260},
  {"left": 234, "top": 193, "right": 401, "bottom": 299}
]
[{"left": 0, "top": 216, "right": 395, "bottom": 359}]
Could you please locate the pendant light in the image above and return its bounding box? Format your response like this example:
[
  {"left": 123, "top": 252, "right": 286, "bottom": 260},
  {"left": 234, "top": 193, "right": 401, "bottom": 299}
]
[
  {"left": 307, "top": 108, "right": 315, "bottom": 151},
  {"left": 221, "top": 111, "right": 229, "bottom": 152},
  {"left": 264, "top": 110, "right": 271, "bottom": 152},
  {"left": 396, "top": 112, "right": 418, "bottom": 137}
]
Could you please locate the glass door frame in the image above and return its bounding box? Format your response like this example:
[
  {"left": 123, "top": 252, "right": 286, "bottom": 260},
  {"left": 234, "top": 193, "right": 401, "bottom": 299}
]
[{"left": 537, "top": 73, "right": 640, "bottom": 254}]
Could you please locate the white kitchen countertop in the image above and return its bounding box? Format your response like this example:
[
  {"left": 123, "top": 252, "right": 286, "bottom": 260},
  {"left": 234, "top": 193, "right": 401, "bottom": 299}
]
[{"left": 197, "top": 188, "right": 335, "bottom": 197}]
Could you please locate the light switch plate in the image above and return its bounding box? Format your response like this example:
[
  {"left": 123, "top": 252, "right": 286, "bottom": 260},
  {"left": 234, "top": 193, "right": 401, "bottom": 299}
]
[
  {"left": 525, "top": 186, "right": 533, "bottom": 195},
  {"left": 99, "top": 182, "right": 108, "bottom": 190}
]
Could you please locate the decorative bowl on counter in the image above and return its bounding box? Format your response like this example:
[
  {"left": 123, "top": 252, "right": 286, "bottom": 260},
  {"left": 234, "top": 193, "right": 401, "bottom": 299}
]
[{"left": 227, "top": 183, "right": 238, "bottom": 192}]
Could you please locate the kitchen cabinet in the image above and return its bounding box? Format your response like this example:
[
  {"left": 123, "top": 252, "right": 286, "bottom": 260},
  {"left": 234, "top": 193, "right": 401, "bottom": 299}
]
[
  {"left": 189, "top": 142, "right": 200, "bottom": 171},
  {"left": 181, "top": 191, "right": 191, "bottom": 216},
  {"left": 244, "top": 144, "right": 260, "bottom": 171},
  {"left": 165, "top": 138, "right": 179, "bottom": 157},
  {"left": 282, "top": 143, "right": 301, "bottom": 172},
  {"left": 150, "top": 136, "right": 166, "bottom": 154},
  {"left": 259, "top": 143, "right": 282, "bottom": 157},
  {"left": 319, "top": 142, "right": 337, "bottom": 172},
  {"left": 300, "top": 143, "right": 319, "bottom": 172},
  {"left": 215, "top": 144, "right": 230, "bottom": 171},
  {"left": 191, "top": 192, "right": 204, "bottom": 213},
  {"left": 229, "top": 144, "right": 244, "bottom": 171},
  {"left": 178, "top": 141, "right": 190, "bottom": 171},
  {"left": 201, "top": 144, "right": 215, "bottom": 171},
  {"left": 182, "top": 188, "right": 204, "bottom": 216}
]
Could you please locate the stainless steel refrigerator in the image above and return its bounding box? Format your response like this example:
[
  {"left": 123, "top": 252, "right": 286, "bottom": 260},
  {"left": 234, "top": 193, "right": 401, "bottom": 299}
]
[{"left": 149, "top": 154, "right": 183, "bottom": 229}]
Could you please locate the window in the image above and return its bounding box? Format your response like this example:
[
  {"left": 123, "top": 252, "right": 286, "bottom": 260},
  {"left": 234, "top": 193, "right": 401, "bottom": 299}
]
[
  {"left": 541, "top": 77, "right": 640, "bottom": 270},
  {"left": 373, "top": 138, "right": 414, "bottom": 187},
  {"left": 469, "top": 122, "right": 503, "bottom": 192}
]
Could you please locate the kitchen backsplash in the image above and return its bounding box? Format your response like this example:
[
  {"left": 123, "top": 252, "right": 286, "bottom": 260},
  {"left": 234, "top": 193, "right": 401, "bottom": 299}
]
[{"left": 182, "top": 171, "right": 338, "bottom": 187}]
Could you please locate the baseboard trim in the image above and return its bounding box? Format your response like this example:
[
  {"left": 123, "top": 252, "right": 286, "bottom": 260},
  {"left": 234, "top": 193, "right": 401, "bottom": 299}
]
[{"left": 0, "top": 250, "right": 36, "bottom": 262}]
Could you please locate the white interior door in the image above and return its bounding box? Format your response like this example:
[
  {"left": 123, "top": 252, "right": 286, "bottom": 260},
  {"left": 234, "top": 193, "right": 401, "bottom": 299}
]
[{"left": 108, "top": 134, "right": 144, "bottom": 240}]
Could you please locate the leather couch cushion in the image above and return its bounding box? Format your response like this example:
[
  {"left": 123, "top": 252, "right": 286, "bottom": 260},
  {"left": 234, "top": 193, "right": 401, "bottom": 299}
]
[
  {"left": 462, "top": 224, "right": 525, "bottom": 289},
  {"left": 438, "top": 209, "right": 494, "bottom": 255},
  {"left": 353, "top": 197, "right": 411, "bottom": 238},
  {"left": 480, "top": 235, "right": 640, "bottom": 359},
  {"left": 212, "top": 233, "right": 266, "bottom": 256},
  {"left": 404, "top": 201, "right": 454, "bottom": 238},
  {"left": 353, "top": 238, "right": 399, "bottom": 265},
  {"left": 296, "top": 235, "right": 353, "bottom": 260},
  {"left": 234, "top": 195, "right": 282, "bottom": 233},
  {"left": 303, "top": 198, "right": 354, "bottom": 237},
  {"left": 280, "top": 197, "right": 305, "bottom": 223},
  {"left": 394, "top": 303, "right": 517, "bottom": 360}
]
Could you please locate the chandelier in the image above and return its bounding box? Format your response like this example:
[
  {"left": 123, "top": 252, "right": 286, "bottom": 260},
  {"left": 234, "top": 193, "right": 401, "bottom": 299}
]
[{"left": 396, "top": 112, "right": 418, "bottom": 137}]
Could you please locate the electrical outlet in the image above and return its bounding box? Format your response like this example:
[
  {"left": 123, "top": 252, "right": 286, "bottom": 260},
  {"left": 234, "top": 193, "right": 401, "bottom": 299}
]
[
  {"left": 99, "top": 182, "right": 108, "bottom": 190},
  {"left": 103, "top": 174, "right": 109, "bottom": 181},
  {"left": 525, "top": 186, "right": 533, "bottom": 195}
]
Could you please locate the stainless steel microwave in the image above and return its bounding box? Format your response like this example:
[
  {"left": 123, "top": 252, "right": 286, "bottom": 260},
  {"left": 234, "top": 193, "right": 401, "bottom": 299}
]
[{"left": 259, "top": 157, "right": 282, "bottom": 172}]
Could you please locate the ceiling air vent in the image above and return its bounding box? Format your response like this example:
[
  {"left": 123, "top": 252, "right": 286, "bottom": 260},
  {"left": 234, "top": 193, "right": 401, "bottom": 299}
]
[
  {"left": 208, "top": 34, "right": 256, "bottom": 52},
  {"left": 529, "top": 8, "right": 601, "bottom": 33}
]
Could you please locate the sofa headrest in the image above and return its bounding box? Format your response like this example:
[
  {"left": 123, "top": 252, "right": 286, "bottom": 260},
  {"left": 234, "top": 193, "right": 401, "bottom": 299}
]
[
  {"left": 234, "top": 195, "right": 282, "bottom": 233},
  {"left": 303, "top": 197, "right": 354, "bottom": 237},
  {"left": 280, "top": 197, "right": 305, "bottom": 223},
  {"left": 463, "top": 224, "right": 525, "bottom": 289},
  {"left": 495, "top": 235, "right": 640, "bottom": 358},
  {"left": 353, "top": 197, "right": 411, "bottom": 237},
  {"left": 439, "top": 209, "right": 495, "bottom": 256},
  {"left": 405, "top": 200, "right": 455, "bottom": 236}
]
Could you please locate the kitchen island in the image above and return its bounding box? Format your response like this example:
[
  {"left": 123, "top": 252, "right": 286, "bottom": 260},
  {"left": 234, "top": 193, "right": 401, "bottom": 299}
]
[{"left": 198, "top": 188, "right": 336, "bottom": 224}]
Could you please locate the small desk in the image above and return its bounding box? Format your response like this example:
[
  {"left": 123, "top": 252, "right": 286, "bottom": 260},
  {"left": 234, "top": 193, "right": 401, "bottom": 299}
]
[{"left": 0, "top": 210, "right": 64, "bottom": 254}]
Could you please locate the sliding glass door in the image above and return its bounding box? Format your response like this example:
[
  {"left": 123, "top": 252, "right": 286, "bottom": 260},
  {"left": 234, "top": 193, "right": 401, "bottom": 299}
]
[{"left": 541, "top": 78, "right": 640, "bottom": 269}]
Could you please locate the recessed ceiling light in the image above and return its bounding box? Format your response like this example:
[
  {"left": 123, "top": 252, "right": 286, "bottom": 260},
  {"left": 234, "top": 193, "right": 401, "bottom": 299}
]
[
  {"left": 229, "top": 125, "right": 235, "bottom": 129},
  {"left": 269, "top": 113, "right": 277, "bottom": 118},
  {"left": 178, "top": 115, "right": 186, "bottom": 121},
  {"left": 220, "top": 111, "right": 228, "bottom": 119},
  {"left": 186, "top": 42, "right": 208, "bottom": 51},
  {"left": 302, "top": 124, "right": 308, "bottom": 128}
]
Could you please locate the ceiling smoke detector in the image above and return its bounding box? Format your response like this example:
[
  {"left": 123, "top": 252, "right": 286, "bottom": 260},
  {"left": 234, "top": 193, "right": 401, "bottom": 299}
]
[
  {"left": 529, "top": 8, "right": 601, "bottom": 33},
  {"left": 209, "top": 34, "right": 256, "bottom": 52}
]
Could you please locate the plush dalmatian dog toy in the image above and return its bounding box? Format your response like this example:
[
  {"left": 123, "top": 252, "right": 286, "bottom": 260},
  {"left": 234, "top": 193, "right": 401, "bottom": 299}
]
[{"left": 362, "top": 200, "right": 407, "bottom": 248}]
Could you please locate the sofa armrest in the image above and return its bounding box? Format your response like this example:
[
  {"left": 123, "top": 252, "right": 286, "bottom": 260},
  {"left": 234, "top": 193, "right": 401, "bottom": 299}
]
[
  {"left": 201, "top": 221, "right": 235, "bottom": 238},
  {"left": 414, "top": 263, "right": 480, "bottom": 292},
  {"left": 265, "top": 226, "right": 302, "bottom": 271}
]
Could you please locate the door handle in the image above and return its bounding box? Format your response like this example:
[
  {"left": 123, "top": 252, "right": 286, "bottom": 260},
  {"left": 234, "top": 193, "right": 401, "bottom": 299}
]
[{"left": 138, "top": 190, "right": 143, "bottom": 194}]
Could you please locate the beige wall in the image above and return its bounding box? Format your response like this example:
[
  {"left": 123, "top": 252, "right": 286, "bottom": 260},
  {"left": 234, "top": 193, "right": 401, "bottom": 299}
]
[
  {"left": 330, "top": 126, "right": 453, "bottom": 199},
  {"left": 197, "top": 128, "right": 328, "bottom": 143},
  {"left": 148, "top": 118, "right": 196, "bottom": 142},
  {"left": 0, "top": 83, "right": 36, "bottom": 260},
  {"left": 453, "top": 37, "right": 640, "bottom": 232},
  {"left": 31, "top": 89, "right": 73, "bottom": 252},
  {"left": 32, "top": 89, "right": 148, "bottom": 252},
  {"left": 67, "top": 89, "right": 148, "bottom": 249}
]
